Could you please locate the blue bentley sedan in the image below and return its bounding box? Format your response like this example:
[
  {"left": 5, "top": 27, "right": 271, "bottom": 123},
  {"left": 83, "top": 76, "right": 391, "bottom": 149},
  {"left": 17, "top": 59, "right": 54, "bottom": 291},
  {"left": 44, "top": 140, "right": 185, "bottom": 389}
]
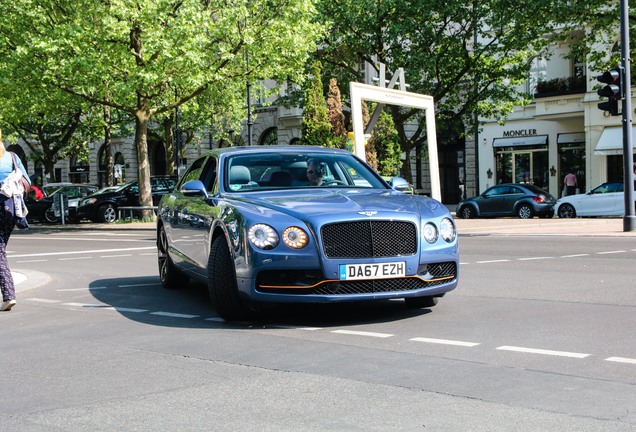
[{"left": 157, "top": 146, "right": 459, "bottom": 320}]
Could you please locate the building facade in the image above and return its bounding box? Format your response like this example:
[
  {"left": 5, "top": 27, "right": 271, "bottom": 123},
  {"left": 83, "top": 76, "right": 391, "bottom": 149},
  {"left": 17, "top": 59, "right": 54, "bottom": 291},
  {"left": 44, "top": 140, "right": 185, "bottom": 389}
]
[{"left": 474, "top": 41, "right": 635, "bottom": 201}]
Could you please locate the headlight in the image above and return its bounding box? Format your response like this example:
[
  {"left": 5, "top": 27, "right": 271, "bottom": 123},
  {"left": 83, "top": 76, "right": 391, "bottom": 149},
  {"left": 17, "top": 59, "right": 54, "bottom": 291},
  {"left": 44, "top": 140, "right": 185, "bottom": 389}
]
[
  {"left": 423, "top": 222, "right": 438, "bottom": 243},
  {"left": 80, "top": 198, "right": 97, "bottom": 206},
  {"left": 282, "top": 226, "right": 308, "bottom": 249},
  {"left": 440, "top": 217, "right": 456, "bottom": 243},
  {"left": 248, "top": 224, "right": 279, "bottom": 250}
]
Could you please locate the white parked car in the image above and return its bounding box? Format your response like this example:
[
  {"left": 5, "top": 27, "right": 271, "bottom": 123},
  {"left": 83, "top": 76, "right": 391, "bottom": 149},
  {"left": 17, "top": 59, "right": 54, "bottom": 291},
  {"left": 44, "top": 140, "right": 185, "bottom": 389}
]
[{"left": 555, "top": 182, "right": 635, "bottom": 218}]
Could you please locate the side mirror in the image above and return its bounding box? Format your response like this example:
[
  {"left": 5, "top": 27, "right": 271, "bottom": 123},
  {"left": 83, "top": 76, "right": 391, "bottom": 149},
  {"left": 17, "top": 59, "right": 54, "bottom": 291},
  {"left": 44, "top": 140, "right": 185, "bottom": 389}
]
[
  {"left": 388, "top": 176, "right": 411, "bottom": 193},
  {"left": 181, "top": 180, "right": 208, "bottom": 198}
]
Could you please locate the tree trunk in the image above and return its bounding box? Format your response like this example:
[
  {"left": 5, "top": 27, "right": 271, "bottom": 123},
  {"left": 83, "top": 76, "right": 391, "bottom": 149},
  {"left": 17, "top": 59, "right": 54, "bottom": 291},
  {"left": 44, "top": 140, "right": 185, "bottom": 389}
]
[
  {"left": 163, "top": 117, "right": 175, "bottom": 175},
  {"left": 134, "top": 113, "right": 153, "bottom": 220},
  {"left": 104, "top": 104, "right": 114, "bottom": 187}
]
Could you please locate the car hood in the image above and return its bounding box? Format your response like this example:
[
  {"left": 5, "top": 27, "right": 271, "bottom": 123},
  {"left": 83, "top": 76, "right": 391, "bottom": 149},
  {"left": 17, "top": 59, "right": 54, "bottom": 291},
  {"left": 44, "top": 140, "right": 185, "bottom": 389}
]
[{"left": 228, "top": 189, "right": 448, "bottom": 221}]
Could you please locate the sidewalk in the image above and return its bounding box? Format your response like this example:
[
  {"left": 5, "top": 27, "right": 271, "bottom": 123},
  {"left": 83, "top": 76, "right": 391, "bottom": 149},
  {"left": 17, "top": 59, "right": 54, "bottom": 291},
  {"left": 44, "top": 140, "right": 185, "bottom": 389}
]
[{"left": 455, "top": 217, "right": 636, "bottom": 236}]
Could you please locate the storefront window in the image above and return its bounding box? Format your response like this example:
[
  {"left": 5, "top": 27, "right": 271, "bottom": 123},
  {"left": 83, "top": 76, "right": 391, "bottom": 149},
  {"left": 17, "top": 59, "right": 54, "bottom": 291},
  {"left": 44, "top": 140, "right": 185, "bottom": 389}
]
[
  {"left": 559, "top": 143, "right": 586, "bottom": 195},
  {"left": 495, "top": 145, "right": 549, "bottom": 189}
]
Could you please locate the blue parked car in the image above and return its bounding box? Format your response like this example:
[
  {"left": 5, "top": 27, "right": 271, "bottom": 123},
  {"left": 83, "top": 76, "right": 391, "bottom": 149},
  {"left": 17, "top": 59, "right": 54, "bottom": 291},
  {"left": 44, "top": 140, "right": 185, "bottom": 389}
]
[{"left": 157, "top": 146, "right": 459, "bottom": 321}]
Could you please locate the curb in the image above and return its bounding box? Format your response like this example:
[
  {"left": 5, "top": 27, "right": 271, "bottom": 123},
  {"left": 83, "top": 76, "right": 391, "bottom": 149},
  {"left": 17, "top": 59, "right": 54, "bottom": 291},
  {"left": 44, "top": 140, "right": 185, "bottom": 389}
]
[{"left": 12, "top": 269, "right": 52, "bottom": 293}]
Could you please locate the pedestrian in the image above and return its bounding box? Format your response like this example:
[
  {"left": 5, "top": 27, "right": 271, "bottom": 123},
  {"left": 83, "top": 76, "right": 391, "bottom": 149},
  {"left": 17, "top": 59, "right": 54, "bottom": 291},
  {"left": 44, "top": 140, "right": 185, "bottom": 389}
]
[
  {"left": 563, "top": 171, "right": 577, "bottom": 196},
  {"left": 30, "top": 184, "right": 44, "bottom": 200},
  {"left": 0, "top": 136, "right": 31, "bottom": 311}
]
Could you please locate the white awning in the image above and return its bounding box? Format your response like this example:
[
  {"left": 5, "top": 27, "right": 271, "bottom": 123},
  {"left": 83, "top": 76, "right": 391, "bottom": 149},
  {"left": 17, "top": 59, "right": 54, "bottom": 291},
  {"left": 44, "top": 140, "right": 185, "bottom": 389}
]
[
  {"left": 492, "top": 135, "right": 548, "bottom": 147},
  {"left": 557, "top": 132, "right": 585, "bottom": 144},
  {"left": 595, "top": 126, "right": 636, "bottom": 155}
]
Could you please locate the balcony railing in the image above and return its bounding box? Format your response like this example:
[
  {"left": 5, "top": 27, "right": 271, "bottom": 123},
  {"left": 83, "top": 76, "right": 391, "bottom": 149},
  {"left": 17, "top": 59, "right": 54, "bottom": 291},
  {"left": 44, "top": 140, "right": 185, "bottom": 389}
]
[{"left": 534, "top": 76, "right": 587, "bottom": 98}]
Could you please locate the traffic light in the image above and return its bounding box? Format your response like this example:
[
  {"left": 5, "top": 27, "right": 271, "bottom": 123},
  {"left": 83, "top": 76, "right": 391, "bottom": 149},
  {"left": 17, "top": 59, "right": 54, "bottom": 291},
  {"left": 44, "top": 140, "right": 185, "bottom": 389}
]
[{"left": 597, "top": 67, "right": 622, "bottom": 116}]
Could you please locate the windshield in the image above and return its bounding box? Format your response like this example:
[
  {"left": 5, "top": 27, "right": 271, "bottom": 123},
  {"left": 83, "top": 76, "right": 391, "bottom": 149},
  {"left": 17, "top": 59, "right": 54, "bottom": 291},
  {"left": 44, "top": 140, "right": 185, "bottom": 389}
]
[{"left": 223, "top": 152, "right": 387, "bottom": 192}]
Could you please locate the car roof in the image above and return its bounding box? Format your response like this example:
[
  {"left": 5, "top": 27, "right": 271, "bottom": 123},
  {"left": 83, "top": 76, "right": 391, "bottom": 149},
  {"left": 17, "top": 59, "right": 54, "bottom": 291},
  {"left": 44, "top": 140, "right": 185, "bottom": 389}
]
[{"left": 203, "top": 146, "right": 353, "bottom": 158}]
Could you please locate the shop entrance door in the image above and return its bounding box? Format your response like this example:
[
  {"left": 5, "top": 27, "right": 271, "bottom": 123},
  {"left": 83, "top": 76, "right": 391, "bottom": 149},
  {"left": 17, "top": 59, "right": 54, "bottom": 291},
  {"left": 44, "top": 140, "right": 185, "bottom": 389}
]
[{"left": 513, "top": 152, "right": 532, "bottom": 184}]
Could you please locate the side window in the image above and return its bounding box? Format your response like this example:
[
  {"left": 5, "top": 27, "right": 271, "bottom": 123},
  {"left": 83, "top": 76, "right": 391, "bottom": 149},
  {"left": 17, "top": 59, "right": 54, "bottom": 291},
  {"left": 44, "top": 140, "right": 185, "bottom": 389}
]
[
  {"left": 179, "top": 157, "right": 208, "bottom": 188},
  {"left": 485, "top": 187, "right": 504, "bottom": 197},
  {"left": 201, "top": 157, "right": 218, "bottom": 191}
]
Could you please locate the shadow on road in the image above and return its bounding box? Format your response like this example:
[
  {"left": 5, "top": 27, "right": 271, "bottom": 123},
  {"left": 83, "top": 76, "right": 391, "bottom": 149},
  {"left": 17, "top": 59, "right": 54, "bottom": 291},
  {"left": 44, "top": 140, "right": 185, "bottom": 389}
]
[{"left": 88, "top": 276, "right": 433, "bottom": 329}]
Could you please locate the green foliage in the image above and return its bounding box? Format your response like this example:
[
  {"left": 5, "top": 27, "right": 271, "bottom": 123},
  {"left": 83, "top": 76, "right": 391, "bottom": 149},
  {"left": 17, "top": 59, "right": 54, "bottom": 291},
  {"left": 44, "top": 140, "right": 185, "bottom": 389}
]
[
  {"left": 313, "top": 0, "right": 592, "bottom": 181},
  {"left": 1, "top": 0, "right": 323, "bottom": 201},
  {"left": 301, "top": 61, "right": 333, "bottom": 146},
  {"left": 327, "top": 78, "right": 347, "bottom": 148},
  {"left": 370, "top": 111, "right": 401, "bottom": 177}
]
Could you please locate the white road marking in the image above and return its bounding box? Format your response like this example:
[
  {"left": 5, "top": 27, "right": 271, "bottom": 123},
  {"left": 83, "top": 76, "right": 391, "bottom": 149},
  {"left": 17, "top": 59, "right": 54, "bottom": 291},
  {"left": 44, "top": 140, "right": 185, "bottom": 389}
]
[
  {"left": 332, "top": 330, "right": 393, "bottom": 338},
  {"left": 496, "top": 345, "right": 590, "bottom": 358},
  {"left": 58, "top": 287, "right": 107, "bottom": 292},
  {"left": 518, "top": 256, "right": 553, "bottom": 261},
  {"left": 596, "top": 250, "right": 626, "bottom": 255},
  {"left": 14, "top": 236, "right": 152, "bottom": 242},
  {"left": 410, "top": 337, "right": 480, "bottom": 347},
  {"left": 103, "top": 306, "right": 148, "bottom": 313},
  {"left": 101, "top": 254, "right": 133, "bottom": 258},
  {"left": 605, "top": 357, "right": 636, "bottom": 364},
  {"left": 16, "top": 259, "right": 48, "bottom": 263},
  {"left": 26, "top": 298, "right": 61, "bottom": 303},
  {"left": 73, "top": 233, "right": 148, "bottom": 237},
  {"left": 150, "top": 311, "right": 199, "bottom": 319},
  {"left": 64, "top": 302, "right": 104, "bottom": 308},
  {"left": 59, "top": 257, "right": 92, "bottom": 261},
  {"left": 476, "top": 259, "right": 510, "bottom": 264},
  {"left": 8, "top": 246, "right": 156, "bottom": 258},
  {"left": 119, "top": 283, "right": 157, "bottom": 288},
  {"left": 561, "top": 254, "right": 589, "bottom": 258}
]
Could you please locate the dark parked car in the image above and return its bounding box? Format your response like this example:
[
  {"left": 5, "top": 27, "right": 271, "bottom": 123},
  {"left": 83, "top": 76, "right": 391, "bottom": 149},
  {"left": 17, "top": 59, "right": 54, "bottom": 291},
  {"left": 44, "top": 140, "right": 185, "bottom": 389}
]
[
  {"left": 77, "top": 176, "right": 176, "bottom": 223},
  {"left": 26, "top": 183, "right": 98, "bottom": 223},
  {"left": 156, "top": 146, "right": 459, "bottom": 321},
  {"left": 456, "top": 183, "right": 556, "bottom": 219}
]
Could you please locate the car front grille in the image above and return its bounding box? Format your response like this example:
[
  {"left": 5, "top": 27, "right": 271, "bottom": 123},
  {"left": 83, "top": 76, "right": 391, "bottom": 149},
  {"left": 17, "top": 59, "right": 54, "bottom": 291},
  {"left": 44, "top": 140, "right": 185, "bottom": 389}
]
[
  {"left": 321, "top": 221, "right": 417, "bottom": 258},
  {"left": 256, "top": 262, "right": 457, "bottom": 295}
]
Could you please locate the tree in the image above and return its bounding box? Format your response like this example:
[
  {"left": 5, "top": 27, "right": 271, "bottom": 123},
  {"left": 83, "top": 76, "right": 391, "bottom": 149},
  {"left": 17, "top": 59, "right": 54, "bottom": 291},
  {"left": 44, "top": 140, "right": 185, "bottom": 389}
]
[
  {"left": 315, "top": 0, "right": 584, "bottom": 186},
  {"left": 369, "top": 110, "right": 401, "bottom": 177},
  {"left": 0, "top": 81, "right": 101, "bottom": 182},
  {"left": 302, "top": 61, "right": 333, "bottom": 146},
  {"left": 327, "top": 78, "right": 347, "bottom": 148},
  {"left": 1, "top": 0, "right": 322, "bottom": 212}
]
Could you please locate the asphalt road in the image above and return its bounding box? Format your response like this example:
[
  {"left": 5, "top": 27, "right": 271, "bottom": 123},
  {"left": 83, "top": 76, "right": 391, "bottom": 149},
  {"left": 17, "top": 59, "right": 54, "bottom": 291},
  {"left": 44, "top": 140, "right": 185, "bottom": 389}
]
[{"left": 2, "top": 219, "right": 635, "bottom": 431}]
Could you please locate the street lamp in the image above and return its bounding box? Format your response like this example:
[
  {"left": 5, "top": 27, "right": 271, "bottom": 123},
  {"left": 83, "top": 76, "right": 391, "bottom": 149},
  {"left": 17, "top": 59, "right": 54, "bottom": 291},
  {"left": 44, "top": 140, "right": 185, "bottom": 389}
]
[{"left": 246, "top": 52, "right": 253, "bottom": 146}]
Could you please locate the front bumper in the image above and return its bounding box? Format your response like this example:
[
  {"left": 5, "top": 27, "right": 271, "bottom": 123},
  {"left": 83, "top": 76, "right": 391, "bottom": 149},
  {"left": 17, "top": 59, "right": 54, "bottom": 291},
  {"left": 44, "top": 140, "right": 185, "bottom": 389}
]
[{"left": 238, "top": 260, "right": 459, "bottom": 304}]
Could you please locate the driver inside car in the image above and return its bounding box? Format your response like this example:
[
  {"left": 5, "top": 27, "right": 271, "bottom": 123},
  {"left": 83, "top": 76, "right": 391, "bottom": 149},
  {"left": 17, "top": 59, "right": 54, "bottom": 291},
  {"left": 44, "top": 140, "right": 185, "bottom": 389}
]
[{"left": 306, "top": 158, "right": 326, "bottom": 186}]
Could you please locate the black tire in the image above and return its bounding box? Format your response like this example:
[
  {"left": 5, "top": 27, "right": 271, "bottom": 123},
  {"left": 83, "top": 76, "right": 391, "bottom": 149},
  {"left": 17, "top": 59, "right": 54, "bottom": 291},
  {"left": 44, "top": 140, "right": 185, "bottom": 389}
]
[
  {"left": 157, "top": 226, "right": 189, "bottom": 289},
  {"left": 458, "top": 205, "right": 475, "bottom": 219},
  {"left": 208, "top": 236, "right": 253, "bottom": 321},
  {"left": 405, "top": 296, "right": 439, "bottom": 308},
  {"left": 517, "top": 204, "right": 534, "bottom": 219},
  {"left": 99, "top": 204, "right": 117, "bottom": 223},
  {"left": 44, "top": 206, "right": 60, "bottom": 224},
  {"left": 557, "top": 203, "right": 576, "bottom": 218}
]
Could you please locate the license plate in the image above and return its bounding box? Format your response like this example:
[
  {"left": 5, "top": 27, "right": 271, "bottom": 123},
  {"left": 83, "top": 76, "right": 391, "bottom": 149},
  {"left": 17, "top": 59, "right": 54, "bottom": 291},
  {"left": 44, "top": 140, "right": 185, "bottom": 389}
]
[{"left": 339, "top": 262, "right": 406, "bottom": 281}]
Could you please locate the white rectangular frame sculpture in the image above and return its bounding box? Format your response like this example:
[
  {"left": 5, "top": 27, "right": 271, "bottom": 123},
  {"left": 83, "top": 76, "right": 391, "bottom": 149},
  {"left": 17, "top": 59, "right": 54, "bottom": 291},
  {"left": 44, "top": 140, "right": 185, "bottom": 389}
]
[{"left": 349, "top": 82, "right": 441, "bottom": 201}]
